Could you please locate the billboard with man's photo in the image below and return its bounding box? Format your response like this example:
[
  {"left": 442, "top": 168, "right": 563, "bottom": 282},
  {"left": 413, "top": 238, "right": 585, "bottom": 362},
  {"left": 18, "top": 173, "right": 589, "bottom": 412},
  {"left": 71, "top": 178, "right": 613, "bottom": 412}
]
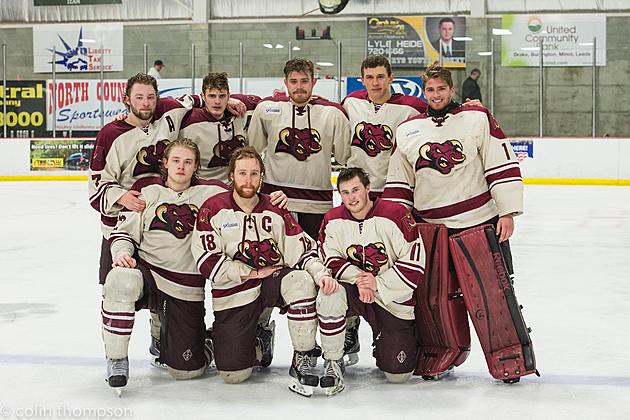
[{"left": 366, "top": 16, "right": 466, "bottom": 68}]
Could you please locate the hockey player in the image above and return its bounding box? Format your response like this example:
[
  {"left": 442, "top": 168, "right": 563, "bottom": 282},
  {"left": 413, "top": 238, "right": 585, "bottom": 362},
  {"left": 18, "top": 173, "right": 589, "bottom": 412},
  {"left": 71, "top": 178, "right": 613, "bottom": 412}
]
[
  {"left": 102, "top": 138, "right": 225, "bottom": 388},
  {"left": 192, "top": 146, "right": 339, "bottom": 397},
  {"left": 89, "top": 73, "right": 246, "bottom": 365},
  {"left": 248, "top": 58, "right": 351, "bottom": 240},
  {"left": 382, "top": 65, "right": 525, "bottom": 379},
  {"left": 316, "top": 167, "right": 426, "bottom": 395},
  {"left": 102, "top": 138, "right": 289, "bottom": 389},
  {"left": 342, "top": 55, "right": 427, "bottom": 200},
  {"left": 180, "top": 72, "right": 261, "bottom": 183},
  {"left": 382, "top": 63, "right": 522, "bottom": 255}
]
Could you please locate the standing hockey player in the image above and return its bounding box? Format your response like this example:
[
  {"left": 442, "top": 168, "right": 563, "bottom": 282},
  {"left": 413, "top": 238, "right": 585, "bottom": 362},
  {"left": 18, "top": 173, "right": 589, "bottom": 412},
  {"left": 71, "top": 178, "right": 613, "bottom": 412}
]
[
  {"left": 248, "top": 58, "right": 351, "bottom": 240},
  {"left": 342, "top": 55, "right": 427, "bottom": 200},
  {"left": 316, "top": 167, "right": 426, "bottom": 395},
  {"left": 382, "top": 65, "right": 534, "bottom": 381},
  {"left": 192, "top": 146, "right": 339, "bottom": 397},
  {"left": 180, "top": 72, "right": 260, "bottom": 183},
  {"left": 383, "top": 63, "right": 522, "bottom": 257}
]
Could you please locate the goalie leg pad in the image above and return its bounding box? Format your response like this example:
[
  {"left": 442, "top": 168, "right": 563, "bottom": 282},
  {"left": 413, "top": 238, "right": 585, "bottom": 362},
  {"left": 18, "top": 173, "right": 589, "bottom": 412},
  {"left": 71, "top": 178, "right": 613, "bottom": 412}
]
[
  {"left": 449, "top": 224, "right": 537, "bottom": 382},
  {"left": 414, "top": 223, "right": 471, "bottom": 378}
]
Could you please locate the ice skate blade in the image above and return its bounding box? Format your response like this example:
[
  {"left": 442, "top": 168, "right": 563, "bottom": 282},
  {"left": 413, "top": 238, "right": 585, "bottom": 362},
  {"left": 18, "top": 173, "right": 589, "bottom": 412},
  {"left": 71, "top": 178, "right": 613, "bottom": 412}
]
[
  {"left": 422, "top": 367, "right": 453, "bottom": 381},
  {"left": 288, "top": 378, "right": 313, "bottom": 397},
  {"left": 343, "top": 352, "right": 359, "bottom": 367},
  {"left": 150, "top": 357, "right": 168, "bottom": 370},
  {"left": 324, "top": 383, "right": 345, "bottom": 397}
]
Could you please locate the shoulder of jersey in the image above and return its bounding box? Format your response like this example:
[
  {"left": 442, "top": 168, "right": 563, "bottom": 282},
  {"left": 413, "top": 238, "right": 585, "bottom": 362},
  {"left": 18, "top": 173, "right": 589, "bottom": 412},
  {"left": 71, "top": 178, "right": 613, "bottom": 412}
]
[
  {"left": 310, "top": 97, "right": 348, "bottom": 116},
  {"left": 342, "top": 89, "right": 369, "bottom": 103},
  {"left": 194, "top": 178, "right": 230, "bottom": 190},
  {"left": 388, "top": 93, "right": 428, "bottom": 111}
]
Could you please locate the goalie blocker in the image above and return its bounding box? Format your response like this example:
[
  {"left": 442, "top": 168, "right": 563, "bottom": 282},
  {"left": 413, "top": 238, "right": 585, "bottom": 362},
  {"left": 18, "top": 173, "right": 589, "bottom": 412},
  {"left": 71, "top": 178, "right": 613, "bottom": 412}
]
[
  {"left": 414, "top": 223, "right": 470, "bottom": 379},
  {"left": 449, "top": 224, "right": 539, "bottom": 383}
]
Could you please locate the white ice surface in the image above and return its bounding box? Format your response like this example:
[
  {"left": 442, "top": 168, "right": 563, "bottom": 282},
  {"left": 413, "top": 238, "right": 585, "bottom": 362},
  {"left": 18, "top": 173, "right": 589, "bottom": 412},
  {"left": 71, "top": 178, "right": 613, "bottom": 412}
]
[{"left": 1, "top": 182, "right": 629, "bottom": 420}]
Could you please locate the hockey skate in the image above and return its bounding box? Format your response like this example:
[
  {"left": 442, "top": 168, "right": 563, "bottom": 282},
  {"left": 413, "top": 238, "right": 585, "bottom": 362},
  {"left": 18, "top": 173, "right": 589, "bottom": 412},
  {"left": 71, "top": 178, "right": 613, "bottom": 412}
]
[
  {"left": 255, "top": 320, "right": 275, "bottom": 368},
  {"left": 422, "top": 366, "right": 454, "bottom": 381},
  {"left": 149, "top": 336, "right": 167, "bottom": 369},
  {"left": 320, "top": 358, "right": 345, "bottom": 396},
  {"left": 288, "top": 350, "right": 319, "bottom": 397},
  {"left": 106, "top": 357, "right": 129, "bottom": 396},
  {"left": 343, "top": 318, "right": 360, "bottom": 367}
]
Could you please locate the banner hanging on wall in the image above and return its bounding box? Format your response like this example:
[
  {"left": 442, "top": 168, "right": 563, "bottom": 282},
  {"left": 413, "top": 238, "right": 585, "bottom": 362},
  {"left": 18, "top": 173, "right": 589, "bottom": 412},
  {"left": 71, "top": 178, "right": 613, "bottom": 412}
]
[
  {"left": 366, "top": 16, "right": 466, "bottom": 68},
  {"left": 501, "top": 14, "right": 606, "bottom": 67},
  {"left": 33, "top": 23, "right": 123, "bottom": 73}
]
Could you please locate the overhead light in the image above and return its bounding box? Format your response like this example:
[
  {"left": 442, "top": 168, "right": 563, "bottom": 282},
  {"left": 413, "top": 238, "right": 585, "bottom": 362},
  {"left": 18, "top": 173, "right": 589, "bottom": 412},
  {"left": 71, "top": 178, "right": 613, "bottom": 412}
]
[
  {"left": 454, "top": 36, "right": 473, "bottom": 41},
  {"left": 316, "top": 62, "right": 334, "bottom": 67},
  {"left": 263, "top": 43, "right": 273, "bottom": 48},
  {"left": 521, "top": 47, "right": 540, "bottom": 51},
  {"left": 579, "top": 42, "right": 594, "bottom": 46},
  {"left": 477, "top": 51, "right": 493, "bottom": 56},
  {"left": 275, "top": 44, "right": 284, "bottom": 49},
  {"left": 292, "top": 46, "right": 301, "bottom": 51},
  {"left": 492, "top": 28, "right": 512, "bottom": 35},
  {"left": 80, "top": 38, "right": 96, "bottom": 43}
]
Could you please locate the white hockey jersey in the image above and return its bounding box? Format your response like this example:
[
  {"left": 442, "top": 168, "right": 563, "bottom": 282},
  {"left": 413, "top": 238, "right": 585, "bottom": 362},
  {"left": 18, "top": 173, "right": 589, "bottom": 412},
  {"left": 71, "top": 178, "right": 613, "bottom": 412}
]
[
  {"left": 383, "top": 105, "right": 523, "bottom": 229},
  {"left": 342, "top": 90, "right": 427, "bottom": 194},
  {"left": 180, "top": 94, "right": 260, "bottom": 183},
  {"left": 192, "top": 191, "right": 329, "bottom": 311},
  {"left": 109, "top": 177, "right": 229, "bottom": 301},
  {"left": 248, "top": 96, "right": 351, "bottom": 214},
  {"left": 319, "top": 198, "right": 425, "bottom": 320},
  {"left": 89, "top": 95, "right": 203, "bottom": 237}
]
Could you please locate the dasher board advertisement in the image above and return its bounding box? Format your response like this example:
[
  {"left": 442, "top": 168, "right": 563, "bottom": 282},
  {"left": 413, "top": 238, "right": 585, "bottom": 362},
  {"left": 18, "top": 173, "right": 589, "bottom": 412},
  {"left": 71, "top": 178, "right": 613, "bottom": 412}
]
[
  {"left": 501, "top": 14, "right": 606, "bottom": 67},
  {"left": 366, "top": 16, "right": 466, "bottom": 68},
  {"left": 33, "top": 24, "right": 123, "bottom": 73}
]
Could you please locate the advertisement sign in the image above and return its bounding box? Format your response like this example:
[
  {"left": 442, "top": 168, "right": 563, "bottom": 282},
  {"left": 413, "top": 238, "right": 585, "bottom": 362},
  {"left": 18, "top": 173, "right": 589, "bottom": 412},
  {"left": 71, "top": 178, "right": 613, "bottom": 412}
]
[
  {"left": 366, "top": 16, "right": 466, "bottom": 68},
  {"left": 510, "top": 139, "right": 534, "bottom": 161},
  {"left": 501, "top": 14, "right": 606, "bottom": 67},
  {"left": 33, "top": 24, "right": 123, "bottom": 73},
  {"left": 1, "top": 81, "right": 48, "bottom": 137},
  {"left": 346, "top": 76, "right": 424, "bottom": 100},
  {"left": 30, "top": 138, "right": 95, "bottom": 171},
  {"left": 46, "top": 79, "right": 128, "bottom": 131}
]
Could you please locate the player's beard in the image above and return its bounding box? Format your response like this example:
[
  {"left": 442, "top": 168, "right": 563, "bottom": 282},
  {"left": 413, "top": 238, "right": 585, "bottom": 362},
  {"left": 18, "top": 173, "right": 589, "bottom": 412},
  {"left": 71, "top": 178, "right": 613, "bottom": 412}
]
[
  {"left": 234, "top": 183, "right": 257, "bottom": 199},
  {"left": 289, "top": 89, "right": 311, "bottom": 104},
  {"left": 130, "top": 105, "right": 154, "bottom": 122}
]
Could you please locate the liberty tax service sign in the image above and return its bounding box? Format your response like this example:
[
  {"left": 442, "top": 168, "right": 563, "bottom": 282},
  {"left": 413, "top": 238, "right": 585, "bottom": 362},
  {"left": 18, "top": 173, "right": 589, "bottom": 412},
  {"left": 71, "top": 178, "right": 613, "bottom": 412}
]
[
  {"left": 501, "top": 14, "right": 606, "bottom": 67},
  {"left": 33, "top": 24, "right": 123, "bottom": 73}
]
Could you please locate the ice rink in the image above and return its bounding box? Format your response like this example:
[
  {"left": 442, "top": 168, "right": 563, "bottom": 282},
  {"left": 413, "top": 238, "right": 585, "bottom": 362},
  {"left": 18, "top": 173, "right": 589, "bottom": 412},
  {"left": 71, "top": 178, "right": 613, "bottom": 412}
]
[{"left": 1, "top": 181, "right": 629, "bottom": 420}]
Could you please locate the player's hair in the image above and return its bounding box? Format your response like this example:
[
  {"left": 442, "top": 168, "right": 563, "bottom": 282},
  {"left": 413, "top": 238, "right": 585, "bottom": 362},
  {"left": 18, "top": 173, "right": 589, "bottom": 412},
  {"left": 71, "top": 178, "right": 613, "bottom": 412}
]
[
  {"left": 202, "top": 72, "right": 230, "bottom": 94},
  {"left": 422, "top": 63, "right": 454, "bottom": 89},
  {"left": 361, "top": 54, "right": 392, "bottom": 77},
  {"left": 124, "top": 73, "right": 158, "bottom": 109},
  {"left": 228, "top": 146, "right": 265, "bottom": 184},
  {"left": 337, "top": 167, "right": 370, "bottom": 190},
  {"left": 160, "top": 138, "right": 201, "bottom": 183},
  {"left": 283, "top": 58, "right": 315, "bottom": 79},
  {"left": 439, "top": 17, "right": 455, "bottom": 27}
]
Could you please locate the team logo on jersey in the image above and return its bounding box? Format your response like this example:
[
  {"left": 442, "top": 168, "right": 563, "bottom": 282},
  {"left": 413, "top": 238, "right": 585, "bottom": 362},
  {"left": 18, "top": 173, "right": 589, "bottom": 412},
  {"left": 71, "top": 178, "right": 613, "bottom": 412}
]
[
  {"left": 133, "top": 139, "right": 170, "bottom": 177},
  {"left": 234, "top": 238, "right": 282, "bottom": 268},
  {"left": 415, "top": 139, "right": 465, "bottom": 174},
  {"left": 149, "top": 203, "right": 199, "bottom": 239},
  {"left": 351, "top": 122, "right": 393, "bottom": 157},
  {"left": 275, "top": 127, "right": 322, "bottom": 161},
  {"left": 208, "top": 135, "right": 246, "bottom": 168},
  {"left": 346, "top": 242, "right": 388, "bottom": 275}
]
